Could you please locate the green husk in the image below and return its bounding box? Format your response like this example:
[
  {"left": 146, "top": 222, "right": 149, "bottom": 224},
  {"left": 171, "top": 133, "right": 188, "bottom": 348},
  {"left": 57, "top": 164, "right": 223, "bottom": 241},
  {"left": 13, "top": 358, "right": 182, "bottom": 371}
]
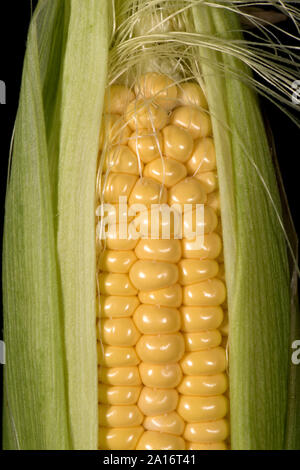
[
  {"left": 2, "top": 0, "right": 70, "bottom": 450},
  {"left": 3, "top": 0, "right": 299, "bottom": 450},
  {"left": 3, "top": 0, "right": 111, "bottom": 449},
  {"left": 193, "top": 5, "right": 291, "bottom": 449},
  {"left": 56, "top": 0, "right": 110, "bottom": 450}
]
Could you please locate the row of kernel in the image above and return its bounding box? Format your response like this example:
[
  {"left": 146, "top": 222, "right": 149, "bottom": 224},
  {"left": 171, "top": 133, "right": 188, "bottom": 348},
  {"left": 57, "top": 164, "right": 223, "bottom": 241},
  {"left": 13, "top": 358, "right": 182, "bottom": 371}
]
[
  {"left": 171, "top": 85, "right": 229, "bottom": 450},
  {"left": 128, "top": 75, "right": 185, "bottom": 449},
  {"left": 97, "top": 83, "right": 144, "bottom": 450}
]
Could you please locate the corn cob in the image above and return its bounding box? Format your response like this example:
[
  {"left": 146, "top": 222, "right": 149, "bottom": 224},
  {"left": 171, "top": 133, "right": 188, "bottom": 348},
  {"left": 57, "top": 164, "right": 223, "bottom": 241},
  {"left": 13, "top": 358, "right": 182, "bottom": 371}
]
[
  {"left": 96, "top": 74, "right": 230, "bottom": 450},
  {"left": 3, "top": 0, "right": 299, "bottom": 451}
]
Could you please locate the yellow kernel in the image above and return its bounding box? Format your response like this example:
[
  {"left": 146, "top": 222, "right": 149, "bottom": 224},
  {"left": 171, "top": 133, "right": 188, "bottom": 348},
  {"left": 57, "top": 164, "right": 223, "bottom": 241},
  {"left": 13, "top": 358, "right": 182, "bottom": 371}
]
[
  {"left": 139, "top": 363, "right": 182, "bottom": 388},
  {"left": 129, "top": 177, "right": 167, "bottom": 207},
  {"left": 183, "top": 278, "right": 226, "bottom": 306},
  {"left": 138, "top": 387, "right": 178, "bottom": 416},
  {"left": 97, "top": 344, "right": 140, "bottom": 367},
  {"left": 182, "top": 206, "right": 218, "bottom": 237},
  {"left": 99, "top": 114, "right": 131, "bottom": 149},
  {"left": 98, "top": 318, "right": 140, "bottom": 347},
  {"left": 128, "top": 130, "right": 163, "bottom": 163},
  {"left": 98, "top": 273, "right": 137, "bottom": 296},
  {"left": 170, "top": 105, "right": 212, "bottom": 139},
  {"left": 136, "top": 333, "right": 185, "bottom": 364},
  {"left": 98, "top": 366, "right": 141, "bottom": 386},
  {"left": 99, "top": 426, "right": 143, "bottom": 450},
  {"left": 144, "top": 412, "right": 185, "bottom": 436},
  {"left": 182, "top": 233, "right": 222, "bottom": 260},
  {"left": 207, "top": 190, "right": 221, "bottom": 215},
  {"left": 184, "top": 330, "right": 222, "bottom": 351},
  {"left": 99, "top": 250, "right": 137, "bottom": 274},
  {"left": 195, "top": 171, "right": 218, "bottom": 193},
  {"left": 178, "top": 259, "right": 219, "bottom": 285},
  {"left": 131, "top": 207, "right": 180, "bottom": 239},
  {"left": 97, "top": 203, "right": 135, "bottom": 225},
  {"left": 180, "top": 347, "right": 226, "bottom": 375},
  {"left": 97, "top": 295, "right": 140, "bottom": 318},
  {"left": 184, "top": 419, "right": 229, "bottom": 443},
  {"left": 133, "top": 305, "right": 181, "bottom": 334},
  {"left": 104, "top": 84, "right": 135, "bottom": 114},
  {"left": 98, "top": 385, "right": 142, "bottom": 405},
  {"left": 100, "top": 173, "right": 138, "bottom": 203},
  {"left": 104, "top": 225, "right": 139, "bottom": 251},
  {"left": 125, "top": 99, "right": 168, "bottom": 131},
  {"left": 180, "top": 305, "right": 224, "bottom": 331},
  {"left": 186, "top": 137, "right": 216, "bottom": 174},
  {"left": 143, "top": 157, "right": 187, "bottom": 188},
  {"left": 129, "top": 260, "right": 178, "bottom": 291},
  {"left": 135, "top": 239, "right": 182, "bottom": 263},
  {"left": 136, "top": 431, "right": 185, "bottom": 450},
  {"left": 99, "top": 404, "right": 143, "bottom": 427},
  {"left": 103, "top": 145, "right": 141, "bottom": 175},
  {"left": 177, "top": 82, "right": 208, "bottom": 109},
  {"left": 177, "top": 395, "right": 229, "bottom": 422},
  {"left": 135, "top": 72, "right": 178, "bottom": 110},
  {"left": 138, "top": 283, "right": 182, "bottom": 307},
  {"left": 162, "top": 125, "right": 194, "bottom": 162},
  {"left": 168, "top": 177, "right": 206, "bottom": 207},
  {"left": 178, "top": 374, "right": 228, "bottom": 396}
]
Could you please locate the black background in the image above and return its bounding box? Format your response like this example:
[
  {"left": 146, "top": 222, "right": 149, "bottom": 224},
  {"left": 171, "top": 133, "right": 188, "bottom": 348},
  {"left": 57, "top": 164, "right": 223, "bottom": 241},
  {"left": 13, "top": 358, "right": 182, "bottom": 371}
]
[{"left": 0, "top": 0, "right": 299, "bottom": 454}]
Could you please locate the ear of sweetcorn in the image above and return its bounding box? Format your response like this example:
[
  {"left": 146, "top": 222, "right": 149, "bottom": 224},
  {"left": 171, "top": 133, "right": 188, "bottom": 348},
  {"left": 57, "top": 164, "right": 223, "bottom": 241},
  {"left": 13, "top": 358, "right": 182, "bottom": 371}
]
[{"left": 2, "top": 0, "right": 299, "bottom": 450}]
